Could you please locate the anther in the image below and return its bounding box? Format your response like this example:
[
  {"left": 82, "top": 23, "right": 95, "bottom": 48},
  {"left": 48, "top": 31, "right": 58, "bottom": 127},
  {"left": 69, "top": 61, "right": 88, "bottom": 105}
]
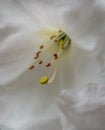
[
  {"left": 54, "top": 54, "right": 58, "bottom": 60},
  {"left": 34, "top": 51, "right": 41, "bottom": 60},
  {"left": 28, "top": 65, "right": 35, "bottom": 70},
  {"left": 29, "top": 29, "right": 71, "bottom": 85},
  {"left": 39, "top": 60, "right": 43, "bottom": 64},
  {"left": 37, "top": 51, "right": 41, "bottom": 55},
  {"left": 34, "top": 56, "right": 38, "bottom": 59},
  {"left": 50, "top": 35, "right": 56, "bottom": 40},
  {"left": 46, "top": 63, "right": 51, "bottom": 67},
  {"left": 40, "top": 45, "right": 44, "bottom": 49}
]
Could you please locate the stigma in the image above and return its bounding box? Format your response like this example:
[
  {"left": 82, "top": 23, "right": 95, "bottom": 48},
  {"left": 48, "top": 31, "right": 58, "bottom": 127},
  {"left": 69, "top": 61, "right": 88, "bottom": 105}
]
[{"left": 28, "top": 30, "right": 71, "bottom": 85}]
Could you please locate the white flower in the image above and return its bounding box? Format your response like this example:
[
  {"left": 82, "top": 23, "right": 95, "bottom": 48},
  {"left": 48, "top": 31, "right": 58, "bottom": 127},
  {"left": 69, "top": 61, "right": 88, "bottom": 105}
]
[{"left": 0, "top": 0, "right": 105, "bottom": 130}]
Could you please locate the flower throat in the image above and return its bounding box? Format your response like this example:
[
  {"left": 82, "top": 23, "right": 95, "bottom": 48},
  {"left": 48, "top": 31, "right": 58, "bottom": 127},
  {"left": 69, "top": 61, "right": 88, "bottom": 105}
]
[{"left": 29, "top": 30, "right": 71, "bottom": 85}]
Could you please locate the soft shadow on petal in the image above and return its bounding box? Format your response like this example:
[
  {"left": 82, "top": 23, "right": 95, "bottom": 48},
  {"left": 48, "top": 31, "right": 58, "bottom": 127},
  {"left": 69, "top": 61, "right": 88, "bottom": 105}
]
[
  {"left": 0, "top": 0, "right": 38, "bottom": 85},
  {"left": 58, "top": 83, "right": 105, "bottom": 130},
  {"left": 69, "top": 43, "right": 101, "bottom": 88},
  {"left": 96, "top": 43, "right": 105, "bottom": 85},
  {"left": 55, "top": 0, "right": 105, "bottom": 89},
  {"left": 21, "top": 117, "right": 62, "bottom": 130},
  {"left": 56, "top": 0, "right": 105, "bottom": 52},
  {"left": 0, "top": 0, "right": 62, "bottom": 85},
  {"left": 59, "top": 41, "right": 101, "bottom": 90},
  {"left": 0, "top": 28, "right": 38, "bottom": 85},
  {"left": 0, "top": 67, "right": 63, "bottom": 130},
  {"left": 9, "top": 0, "right": 59, "bottom": 29}
]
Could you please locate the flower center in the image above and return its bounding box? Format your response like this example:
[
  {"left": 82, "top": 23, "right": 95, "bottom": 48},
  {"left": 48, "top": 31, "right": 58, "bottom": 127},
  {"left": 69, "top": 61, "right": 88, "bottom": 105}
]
[{"left": 29, "top": 30, "right": 71, "bottom": 85}]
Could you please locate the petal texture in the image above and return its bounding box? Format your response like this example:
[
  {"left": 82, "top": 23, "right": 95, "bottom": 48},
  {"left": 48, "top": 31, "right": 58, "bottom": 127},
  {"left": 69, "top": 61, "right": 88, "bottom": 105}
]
[
  {"left": 0, "top": 0, "right": 38, "bottom": 85},
  {"left": 58, "top": 83, "right": 105, "bottom": 130},
  {"left": 56, "top": 0, "right": 105, "bottom": 52},
  {"left": 0, "top": 0, "right": 105, "bottom": 130},
  {"left": 56, "top": 0, "right": 105, "bottom": 89},
  {"left": 0, "top": 28, "right": 37, "bottom": 85},
  {"left": 0, "top": 0, "right": 58, "bottom": 85},
  {"left": 0, "top": 69, "right": 63, "bottom": 130}
]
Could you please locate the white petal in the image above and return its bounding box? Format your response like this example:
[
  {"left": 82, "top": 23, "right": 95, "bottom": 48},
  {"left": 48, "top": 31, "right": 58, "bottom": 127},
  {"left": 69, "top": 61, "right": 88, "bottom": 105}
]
[
  {"left": 0, "top": 2, "right": 64, "bottom": 129},
  {"left": 59, "top": 42, "right": 102, "bottom": 90},
  {"left": 0, "top": 0, "right": 59, "bottom": 85},
  {"left": 97, "top": 43, "right": 105, "bottom": 85},
  {"left": 0, "top": 68, "right": 63, "bottom": 130},
  {"left": 58, "top": 83, "right": 105, "bottom": 130},
  {"left": 0, "top": 28, "right": 38, "bottom": 85},
  {"left": 56, "top": 0, "right": 105, "bottom": 89},
  {"left": 56, "top": 0, "right": 105, "bottom": 52},
  {"left": 5, "top": 0, "right": 59, "bottom": 29}
]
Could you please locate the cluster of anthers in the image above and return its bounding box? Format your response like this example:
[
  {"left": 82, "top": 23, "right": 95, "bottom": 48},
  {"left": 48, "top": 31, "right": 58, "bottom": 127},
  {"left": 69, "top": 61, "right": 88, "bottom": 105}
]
[{"left": 28, "top": 30, "right": 71, "bottom": 85}]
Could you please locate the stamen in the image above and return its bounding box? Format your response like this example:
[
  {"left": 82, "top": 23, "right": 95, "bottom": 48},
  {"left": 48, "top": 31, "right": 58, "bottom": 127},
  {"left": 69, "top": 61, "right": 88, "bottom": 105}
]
[
  {"left": 34, "top": 56, "right": 38, "bottom": 59},
  {"left": 57, "top": 32, "right": 66, "bottom": 41},
  {"left": 47, "top": 61, "right": 58, "bottom": 84},
  {"left": 46, "top": 62, "right": 51, "bottom": 67},
  {"left": 40, "top": 45, "right": 44, "bottom": 49},
  {"left": 29, "top": 29, "right": 71, "bottom": 85},
  {"left": 34, "top": 51, "right": 41, "bottom": 60},
  {"left": 39, "top": 60, "right": 43, "bottom": 64},
  {"left": 37, "top": 51, "right": 41, "bottom": 55},
  {"left": 54, "top": 53, "right": 58, "bottom": 60},
  {"left": 28, "top": 65, "right": 35, "bottom": 70},
  {"left": 63, "top": 36, "right": 71, "bottom": 48},
  {"left": 40, "top": 61, "right": 59, "bottom": 85}
]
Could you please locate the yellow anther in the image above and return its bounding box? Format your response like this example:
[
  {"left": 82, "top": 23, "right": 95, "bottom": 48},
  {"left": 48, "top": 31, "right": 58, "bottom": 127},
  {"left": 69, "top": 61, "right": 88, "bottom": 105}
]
[{"left": 40, "top": 76, "right": 49, "bottom": 85}]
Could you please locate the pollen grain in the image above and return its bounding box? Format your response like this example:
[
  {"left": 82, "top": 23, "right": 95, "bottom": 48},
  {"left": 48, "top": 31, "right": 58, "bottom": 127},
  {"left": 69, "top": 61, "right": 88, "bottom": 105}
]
[
  {"left": 40, "top": 45, "right": 44, "bottom": 49},
  {"left": 39, "top": 60, "right": 43, "bottom": 64},
  {"left": 53, "top": 54, "right": 58, "bottom": 60},
  {"left": 28, "top": 65, "right": 35, "bottom": 70},
  {"left": 46, "top": 63, "right": 51, "bottom": 67}
]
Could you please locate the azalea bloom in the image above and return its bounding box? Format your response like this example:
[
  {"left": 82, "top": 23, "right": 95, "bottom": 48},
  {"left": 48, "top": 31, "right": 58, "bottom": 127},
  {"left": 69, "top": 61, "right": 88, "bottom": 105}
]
[{"left": 0, "top": 0, "right": 105, "bottom": 130}]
